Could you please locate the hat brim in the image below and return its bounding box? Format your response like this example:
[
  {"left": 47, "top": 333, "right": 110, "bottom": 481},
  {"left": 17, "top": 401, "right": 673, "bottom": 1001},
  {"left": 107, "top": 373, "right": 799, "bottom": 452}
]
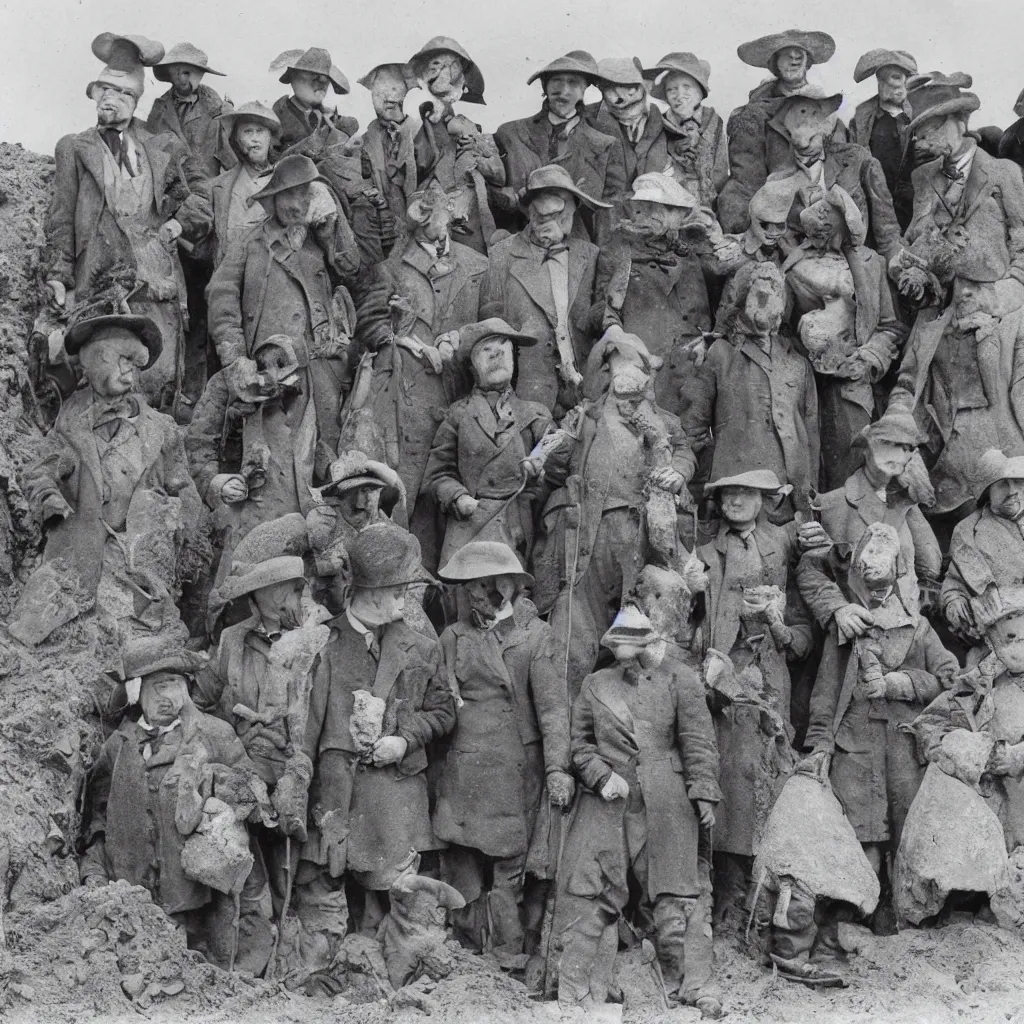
[
  {"left": 977, "top": 462, "right": 1024, "bottom": 500},
  {"left": 124, "top": 652, "right": 203, "bottom": 681},
  {"left": 250, "top": 171, "right": 332, "bottom": 204},
  {"left": 439, "top": 567, "right": 534, "bottom": 586},
  {"left": 154, "top": 62, "right": 225, "bottom": 82},
  {"left": 410, "top": 48, "right": 485, "bottom": 104},
  {"left": 279, "top": 66, "right": 350, "bottom": 95},
  {"left": 321, "top": 474, "right": 388, "bottom": 495},
  {"left": 357, "top": 64, "right": 418, "bottom": 91},
  {"left": 461, "top": 329, "right": 538, "bottom": 363},
  {"left": 218, "top": 110, "right": 281, "bottom": 136},
  {"left": 519, "top": 183, "right": 611, "bottom": 211},
  {"left": 704, "top": 473, "right": 788, "bottom": 495},
  {"left": 526, "top": 63, "right": 598, "bottom": 86},
  {"left": 645, "top": 66, "right": 709, "bottom": 101},
  {"left": 737, "top": 32, "right": 836, "bottom": 69},
  {"left": 64, "top": 313, "right": 162, "bottom": 370},
  {"left": 218, "top": 557, "right": 307, "bottom": 603},
  {"left": 853, "top": 53, "right": 917, "bottom": 84},
  {"left": 352, "top": 567, "right": 439, "bottom": 589},
  {"left": 907, "top": 94, "right": 981, "bottom": 132}
]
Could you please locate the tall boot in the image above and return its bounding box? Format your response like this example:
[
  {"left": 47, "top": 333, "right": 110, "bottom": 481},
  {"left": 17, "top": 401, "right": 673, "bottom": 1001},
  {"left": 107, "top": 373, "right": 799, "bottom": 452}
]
[
  {"left": 487, "top": 885, "right": 525, "bottom": 955},
  {"left": 557, "top": 895, "right": 616, "bottom": 1009}
]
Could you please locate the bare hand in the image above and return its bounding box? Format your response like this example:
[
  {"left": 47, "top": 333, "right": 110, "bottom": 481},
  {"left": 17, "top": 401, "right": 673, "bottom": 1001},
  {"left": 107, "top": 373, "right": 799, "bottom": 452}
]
[
  {"left": 158, "top": 219, "right": 183, "bottom": 245},
  {"left": 371, "top": 735, "right": 409, "bottom": 766},
  {"left": 453, "top": 494, "right": 479, "bottom": 519},
  {"left": 945, "top": 595, "right": 976, "bottom": 635},
  {"left": 695, "top": 799, "right": 716, "bottom": 828},
  {"left": 797, "top": 520, "right": 832, "bottom": 554},
  {"left": 420, "top": 345, "right": 444, "bottom": 375},
  {"left": 220, "top": 475, "right": 248, "bottom": 504},
  {"left": 834, "top": 604, "right": 875, "bottom": 642},
  {"left": 46, "top": 280, "right": 67, "bottom": 307},
  {"left": 548, "top": 770, "right": 576, "bottom": 808},
  {"left": 898, "top": 266, "right": 929, "bottom": 303},
  {"left": 600, "top": 772, "right": 629, "bottom": 801},
  {"left": 651, "top": 467, "right": 685, "bottom": 494}
]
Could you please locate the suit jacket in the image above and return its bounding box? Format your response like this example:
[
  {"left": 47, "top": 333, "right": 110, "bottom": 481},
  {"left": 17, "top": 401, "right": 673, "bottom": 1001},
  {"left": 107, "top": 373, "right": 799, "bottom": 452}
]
[
  {"left": 904, "top": 146, "right": 1024, "bottom": 285},
  {"left": 185, "top": 162, "right": 269, "bottom": 268},
  {"left": 45, "top": 120, "right": 208, "bottom": 289},
  {"left": 145, "top": 84, "right": 235, "bottom": 178},
  {"left": 585, "top": 102, "right": 669, "bottom": 188},
  {"left": 479, "top": 231, "right": 605, "bottom": 411},
  {"left": 941, "top": 506, "right": 1024, "bottom": 616},
  {"left": 272, "top": 94, "right": 359, "bottom": 153}
]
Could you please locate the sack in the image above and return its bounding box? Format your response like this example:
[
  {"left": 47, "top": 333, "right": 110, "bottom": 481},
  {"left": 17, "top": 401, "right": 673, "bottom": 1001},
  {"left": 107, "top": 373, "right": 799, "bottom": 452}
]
[
  {"left": 753, "top": 772, "right": 879, "bottom": 914},
  {"left": 894, "top": 763, "right": 1009, "bottom": 925}
]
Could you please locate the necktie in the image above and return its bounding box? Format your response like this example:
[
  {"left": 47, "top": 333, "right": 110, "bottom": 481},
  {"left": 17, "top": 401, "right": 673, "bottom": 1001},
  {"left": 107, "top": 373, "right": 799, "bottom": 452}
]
[
  {"left": 542, "top": 243, "right": 569, "bottom": 261},
  {"left": 364, "top": 631, "right": 380, "bottom": 660},
  {"left": 941, "top": 158, "right": 967, "bottom": 211},
  {"left": 308, "top": 109, "right": 323, "bottom": 131},
  {"left": 101, "top": 128, "right": 134, "bottom": 174}
]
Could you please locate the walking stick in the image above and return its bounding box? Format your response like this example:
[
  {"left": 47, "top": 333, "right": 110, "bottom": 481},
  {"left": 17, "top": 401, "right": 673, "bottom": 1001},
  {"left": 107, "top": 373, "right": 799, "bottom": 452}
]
[{"left": 268, "top": 833, "right": 294, "bottom": 976}]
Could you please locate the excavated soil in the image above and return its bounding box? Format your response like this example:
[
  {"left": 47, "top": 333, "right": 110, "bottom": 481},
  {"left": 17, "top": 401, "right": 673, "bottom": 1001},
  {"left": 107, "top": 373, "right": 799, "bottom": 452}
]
[{"left": 1, "top": 143, "right": 1024, "bottom": 1024}]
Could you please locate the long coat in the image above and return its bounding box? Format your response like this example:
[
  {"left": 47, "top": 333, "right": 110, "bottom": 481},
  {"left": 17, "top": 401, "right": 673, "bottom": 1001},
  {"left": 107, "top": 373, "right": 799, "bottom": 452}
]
[
  {"left": 81, "top": 702, "right": 259, "bottom": 913},
  {"left": 272, "top": 95, "right": 359, "bottom": 154},
  {"left": 146, "top": 84, "right": 235, "bottom": 179},
  {"left": 302, "top": 614, "right": 456, "bottom": 887},
  {"left": 493, "top": 106, "right": 625, "bottom": 239},
  {"left": 423, "top": 389, "right": 552, "bottom": 566},
  {"left": 941, "top": 507, "right": 1024, "bottom": 623},
  {"left": 562, "top": 660, "right": 721, "bottom": 903},
  {"left": 847, "top": 96, "right": 915, "bottom": 231},
  {"left": 662, "top": 106, "right": 729, "bottom": 209},
  {"left": 433, "top": 600, "right": 570, "bottom": 863},
  {"left": 479, "top": 231, "right": 606, "bottom": 413},
  {"left": 697, "top": 518, "right": 811, "bottom": 855},
  {"left": 795, "top": 468, "right": 942, "bottom": 625},
  {"left": 680, "top": 332, "right": 819, "bottom": 516},
  {"left": 584, "top": 102, "right": 670, "bottom": 189},
  {"left": 13, "top": 388, "right": 200, "bottom": 644}
]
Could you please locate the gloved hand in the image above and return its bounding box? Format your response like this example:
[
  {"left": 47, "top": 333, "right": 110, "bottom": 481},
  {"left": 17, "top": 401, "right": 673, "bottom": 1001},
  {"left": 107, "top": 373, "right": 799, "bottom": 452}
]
[
  {"left": 547, "top": 770, "right": 575, "bottom": 808},
  {"left": 600, "top": 772, "right": 629, "bottom": 801},
  {"left": 372, "top": 735, "right": 409, "bottom": 766},
  {"left": 271, "top": 754, "right": 312, "bottom": 840},
  {"left": 834, "top": 604, "right": 875, "bottom": 642}
]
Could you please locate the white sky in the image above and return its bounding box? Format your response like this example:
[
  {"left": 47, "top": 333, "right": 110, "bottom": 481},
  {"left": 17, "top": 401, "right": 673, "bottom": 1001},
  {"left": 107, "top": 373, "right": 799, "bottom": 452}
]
[{"left": 1, "top": 0, "right": 1020, "bottom": 154}]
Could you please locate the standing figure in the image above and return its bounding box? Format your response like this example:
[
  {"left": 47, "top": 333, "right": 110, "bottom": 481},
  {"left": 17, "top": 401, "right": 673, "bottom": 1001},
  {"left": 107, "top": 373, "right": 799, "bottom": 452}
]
[
  {"left": 271, "top": 47, "right": 358, "bottom": 153},
  {"left": 554, "top": 606, "right": 720, "bottom": 1013},
  {"left": 81, "top": 640, "right": 273, "bottom": 974},
  {"left": 423, "top": 319, "right": 552, "bottom": 568},
  {"left": 941, "top": 450, "right": 1024, "bottom": 640},
  {"left": 493, "top": 50, "right": 624, "bottom": 241},
  {"left": 480, "top": 164, "right": 611, "bottom": 414},
  {"left": 534, "top": 329, "right": 696, "bottom": 693},
  {"left": 643, "top": 52, "right": 728, "bottom": 210},
  {"left": 299, "top": 522, "right": 455, "bottom": 946},
  {"left": 848, "top": 49, "right": 919, "bottom": 231},
  {"left": 696, "top": 471, "right": 811, "bottom": 909},
  {"left": 355, "top": 182, "right": 487, "bottom": 569},
  {"left": 45, "top": 33, "right": 210, "bottom": 408},
  {"left": 681, "top": 261, "right": 819, "bottom": 519},
  {"left": 409, "top": 36, "right": 504, "bottom": 255},
  {"left": 147, "top": 42, "right": 234, "bottom": 178},
  {"left": 11, "top": 314, "right": 201, "bottom": 649},
  {"left": 717, "top": 29, "right": 837, "bottom": 232},
  {"left": 802, "top": 523, "right": 957, "bottom": 924},
  {"left": 207, "top": 154, "right": 360, "bottom": 460},
  {"left": 998, "top": 88, "right": 1024, "bottom": 172},
  {"left": 783, "top": 186, "right": 907, "bottom": 489},
  {"left": 433, "top": 542, "right": 572, "bottom": 958}
]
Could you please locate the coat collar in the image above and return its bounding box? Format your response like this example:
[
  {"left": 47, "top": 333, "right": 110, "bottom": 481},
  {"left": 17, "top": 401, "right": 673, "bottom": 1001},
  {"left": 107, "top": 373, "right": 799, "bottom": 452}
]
[{"left": 507, "top": 231, "right": 590, "bottom": 327}]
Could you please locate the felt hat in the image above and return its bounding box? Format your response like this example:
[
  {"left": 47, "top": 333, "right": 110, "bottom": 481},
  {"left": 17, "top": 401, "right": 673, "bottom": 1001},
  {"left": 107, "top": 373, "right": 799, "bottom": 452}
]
[
  {"left": 906, "top": 72, "right": 980, "bottom": 132},
  {"left": 777, "top": 89, "right": 844, "bottom": 118},
  {"left": 121, "top": 636, "right": 205, "bottom": 703},
  {"left": 408, "top": 37, "right": 485, "bottom": 104},
  {"left": 249, "top": 154, "right": 329, "bottom": 206},
  {"left": 321, "top": 450, "right": 389, "bottom": 496},
  {"left": 519, "top": 164, "right": 611, "bottom": 210},
  {"left": 216, "top": 555, "right": 307, "bottom": 604},
  {"left": 88, "top": 33, "right": 163, "bottom": 102},
  {"left": 737, "top": 30, "right": 836, "bottom": 70},
  {"left": 588, "top": 324, "right": 660, "bottom": 371},
  {"left": 274, "top": 47, "right": 350, "bottom": 94},
  {"left": 457, "top": 317, "right": 537, "bottom": 364},
  {"left": 975, "top": 449, "right": 1024, "bottom": 501},
  {"left": 979, "top": 585, "right": 1024, "bottom": 628},
  {"left": 644, "top": 52, "right": 711, "bottom": 100},
  {"left": 154, "top": 42, "right": 225, "bottom": 80},
  {"left": 218, "top": 100, "right": 281, "bottom": 136},
  {"left": 853, "top": 48, "right": 918, "bottom": 84},
  {"left": 87, "top": 65, "right": 146, "bottom": 100},
  {"left": 349, "top": 522, "right": 434, "bottom": 588},
  {"left": 439, "top": 541, "right": 534, "bottom": 585},
  {"left": 704, "top": 469, "right": 787, "bottom": 495},
  {"left": 594, "top": 56, "right": 646, "bottom": 88},
  {"left": 357, "top": 62, "right": 417, "bottom": 91},
  {"left": 527, "top": 50, "right": 599, "bottom": 86},
  {"left": 601, "top": 604, "right": 658, "bottom": 648},
  {"left": 860, "top": 405, "right": 928, "bottom": 446},
  {"left": 629, "top": 172, "right": 698, "bottom": 209},
  {"left": 64, "top": 313, "right": 162, "bottom": 370}
]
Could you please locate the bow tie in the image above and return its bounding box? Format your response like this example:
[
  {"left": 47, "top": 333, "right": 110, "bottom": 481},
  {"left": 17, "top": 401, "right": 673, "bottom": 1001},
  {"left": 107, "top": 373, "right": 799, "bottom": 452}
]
[
  {"left": 638, "top": 251, "right": 681, "bottom": 270},
  {"left": 542, "top": 244, "right": 569, "bottom": 261},
  {"left": 941, "top": 158, "right": 965, "bottom": 182}
]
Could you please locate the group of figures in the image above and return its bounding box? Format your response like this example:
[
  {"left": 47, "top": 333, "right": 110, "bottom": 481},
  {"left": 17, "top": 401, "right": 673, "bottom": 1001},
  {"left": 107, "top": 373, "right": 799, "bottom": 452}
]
[{"left": 21, "top": 21, "right": 1024, "bottom": 1017}]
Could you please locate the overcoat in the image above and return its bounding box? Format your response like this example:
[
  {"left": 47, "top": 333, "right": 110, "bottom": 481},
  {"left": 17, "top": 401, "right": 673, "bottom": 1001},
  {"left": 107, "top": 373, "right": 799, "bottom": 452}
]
[
  {"left": 272, "top": 95, "right": 359, "bottom": 153},
  {"left": 941, "top": 507, "right": 1024, "bottom": 620},
  {"left": 433, "top": 599, "right": 570, "bottom": 862},
  {"left": 584, "top": 102, "right": 670, "bottom": 189},
  {"left": 145, "top": 84, "right": 235, "bottom": 178},
  {"left": 562, "top": 660, "right": 721, "bottom": 902}
]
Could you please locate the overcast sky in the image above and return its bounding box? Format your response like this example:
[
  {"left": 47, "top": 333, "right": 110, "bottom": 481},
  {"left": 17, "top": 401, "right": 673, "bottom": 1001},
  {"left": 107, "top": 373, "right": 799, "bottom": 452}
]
[{"left": 1, "top": 0, "right": 1020, "bottom": 154}]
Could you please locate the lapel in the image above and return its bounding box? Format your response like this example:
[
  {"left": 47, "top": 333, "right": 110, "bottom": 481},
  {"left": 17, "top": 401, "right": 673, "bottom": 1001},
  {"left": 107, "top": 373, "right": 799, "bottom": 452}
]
[
  {"left": 523, "top": 111, "right": 553, "bottom": 160},
  {"left": 468, "top": 392, "right": 503, "bottom": 444},
  {"left": 133, "top": 125, "right": 173, "bottom": 209},
  {"left": 845, "top": 469, "right": 891, "bottom": 532},
  {"left": 509, "top": 234, "right": 558, "bottom": 325},
  {"left": 633, "top": 105, "right": 664, "bottom": 164},
  {"left": 372, "top": 623, "right": 410, "bottom": 702},
  {"left": 961, "top": 150, "right": 991, "bottom": 222},
  {"left": 591, "top": 672, "right": 636, "bottom": 734},
  {"left": 738, "top": 336, "right": 772, "bottom": 375},
  {"left": 78, "top": 127, "right": 110, "bottom": 194},
  {"left": 751, "top": 520, "right": 779, "bottom": 562},
  {"left": 63, "top": 394, "right": 105, "bottom": 499},
  {"left": 566, "top": 238, "right": 590, "bottom": 313},
  {"left": 402, "top": 239, "right": 438, "bottom": 279},
  {"left": 156, "top": 93, "right": 186, "bottom": 139},
  {"left": 212, "top": 165, "right": 242, "bottom": 247}
]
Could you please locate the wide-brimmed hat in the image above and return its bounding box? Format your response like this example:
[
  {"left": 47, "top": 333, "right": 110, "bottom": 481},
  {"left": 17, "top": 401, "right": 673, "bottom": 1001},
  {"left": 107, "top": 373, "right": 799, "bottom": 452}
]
[
  {"left": 644, "top": 52, "right": 711, "bottom": 100},
  {"left": 979, "top": 585, "right": 1024, "bottom": 630},
  {"left": 594, "top": 56, "right": 646, "bottom": 89},
  {"left": 853, "top": 48, "right": 918, "bottom": 84},
  {"left": 91, "top": 32, "right": 164, "bottom": 68},
  {"left": 439, "top": 541, "right": 533, "bottom": 585},
  {"left": 87, "top": 65, "right": 146, "bottom": 100},
  {"left": 249, "top": 154, "right": 329, "bottom": 206},
  {"left": 350, "top": 522, "right": 434, "bottom": 588},
  {"left": 519, "top": 164, "right": 611, "bottom": 211},
  {"left": 704, "top": 469, "right": 787, "bottom": 495},
  {"left": 121, "top": 634, "right": 203, "bottom": 690},
  {"left": 976, "top": 449, "right": 1024, "bottom": 501},
  {"left": 217, "top": 555, "right": 307, "bottom": 604},
  {"left": 273, "top": 47, "right": 350, "bottom": 94},
  {"left": 321, "top": 450, "right": 389, "bottom": 496},
  {"left": 154, "top": 42, "right": 225, "bottom": 81},
  {"left": 357, "top": 62, "right": 418, "bottom": 91},
  {"left": 860, "top": 405, "right": 929, "bottom": 447},
  {"left": 737, "top": 30, "right": 836, "bottom": 70},
  {"left": 458, "top": 317, "right": 537, "bottom": 364},
  {"left": 629, "top": 172, "right": 698, "bottom": 209},
  {"left": 408, "top": 37, "right": 485, "bottom": 104},
  {"left": 601, "top": 604, "right": 658, "bottom": 648},
  {"left": 527, "top": 50, "right": 599, "bottom": 87},
  {"left": 64, "top": 313, "right": 162, "bottom": 369},
  {"left": 777, "top": 90, "right": 844, "bottom": 118},
  {"left": 906, "top": 72, "right": 980, "bottom": 132},
  {"left": 218, "top": 100, "right": 281, "bottom": 136}
]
